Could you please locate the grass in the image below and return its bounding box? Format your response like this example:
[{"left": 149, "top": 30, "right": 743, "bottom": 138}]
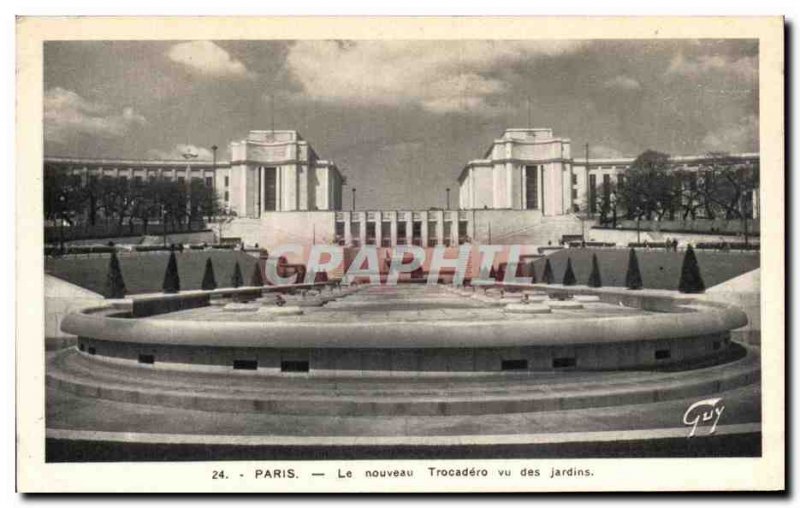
[
  {"left": 45, "top": 251, "right": 260, "bottom": 296},
  {"left": 532, "top": 248, "right": 759, "bottom": 291}
]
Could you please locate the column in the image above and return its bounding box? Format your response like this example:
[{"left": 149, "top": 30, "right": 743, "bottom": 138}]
[
  {"left": 344, "top": 212, "right": 352, "bottom": 246},
  {"left": 390, "top": 216, "right": 398, "bottom": 246},
  {"left": 421, "top": 212, "right": 429, "bottom": 248},
  {"left": 374, "top": 211, "right": 382, "bottom": 247},
  {"left": 436, "top": 212, "right": 444, "bottom": 245},
  {"left": 359, "top": 213, "right": 367, "bottom": 246}
]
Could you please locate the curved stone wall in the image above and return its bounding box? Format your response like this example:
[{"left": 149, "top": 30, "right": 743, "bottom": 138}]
[{"left": 62, "top": 286, "right": 748, "bottom": 375}]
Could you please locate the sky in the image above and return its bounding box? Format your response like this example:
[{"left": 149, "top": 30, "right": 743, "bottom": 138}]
[{"left": 43, "top": 39, "right": 758, "bottom": 209}]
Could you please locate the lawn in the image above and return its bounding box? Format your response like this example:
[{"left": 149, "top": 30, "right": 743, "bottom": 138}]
[
  {"left": 531, "top": 248, "right": 760, "bottom": 291},
  {"left": 45, "top": 250, "right": 260, "bottom": 296}
]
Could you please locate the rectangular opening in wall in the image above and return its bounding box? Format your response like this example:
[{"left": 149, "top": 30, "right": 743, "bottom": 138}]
[
  {"left": 552, "top": 357, "right": 576, "bottom": 368},
  {"left": 263, "top": 167, "right": 277, "bottom": 211},
  {"left": 525, "top": 165, "right": 539, "bottom": 210},
  {"left": 233, "top": 359, "right": 258, "bottom": 370},
  {"left": 655, "top": 349, "right": 672, "bottom": 360},
  {"left": 138, "top": 354, "right": 155, "bottom": 364},
  {"left": 381, "top": 221, "right": 392, "bottom": 247},
  {"left": 88, "top": 347, "right": 96, "bottom": 355},
  {"left": 501, "top": 359, "right": 528, "bottom": 371},
  {"left": 712, "top": 341, "right": 721, "bottom": 351},
  {"left": 78, "top": 343, "right": 85, "bottom": 352},
  {"left": 281, "top": 360, "right": 309, "bottom": 373}
]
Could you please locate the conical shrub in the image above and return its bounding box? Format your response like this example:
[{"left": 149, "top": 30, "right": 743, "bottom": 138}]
[
  {"left": 587, "top": 253, "right": 602, "bottom": 288},
  {"left": 250, "top": 262, "right": 264, "bottom": 286},
  {"left": 162, "top": 250, "right": 180, "bottom": 294},
  {"left": 542, "top": 259, "right": 554, "bottom": 284},
  {"left": 104, "top": 251, "right": 126, "bottom": 298},
  {"left": 625, "top": 248, "right": 643, "bottom": 290},
  {"left": 230, "top": 261, "right": 243, "bottom": 288},
  {"left": 678, "top": 245, "right": 705, "bottom": 293},
  {"left": 562, "top": 257, "right": 576, "bottom": 286},
  {"left": 201, "top": 258, "right": 217, "bottom": 290}
]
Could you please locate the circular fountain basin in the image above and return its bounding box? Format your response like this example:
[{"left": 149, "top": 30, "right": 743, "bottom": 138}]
[{"left": 62, "top": 284, "right": 748, "bottom": 375}]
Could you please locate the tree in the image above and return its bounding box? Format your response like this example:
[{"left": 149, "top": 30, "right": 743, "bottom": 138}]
[
  {"left": 587, "top": 253, "right": 602, "bottom": 288},
  {"left": 201, "top": 258, "right": 217, "bottom": 290},
  {"left": 250, "top": 261, "right": 264, "bottom": 287},
  {"left": 625, "top": 248, "right": 643, "bottom": 290},
  {"left": 231, "top": 261, "right": 243, "bottom": 288},
  {"left": 693, "top": 153, "right": 760, "bottom": 244},
  {"left": 562, "top": 257, "right": 576, "bottom": 286},
  {"left": 162, "top": 249, "right": 181, "bottom": 293},
  {"left": 616, "top": 150, "right": 679, "bottom": 222},
  {"left": 43, "top": 169, "right": 85, "bottom": 250},
  {"left": 542, "top": 259, "right": 554, "bottom": 284},
  {"left": 678, "top": 245, "right": 705, "bottom": 293},
  {"left": 104, "top": 251, "right": 126, "bottom": 298},
  {"left": 130, "top": 178, "right": 161, "bottom": 235}
]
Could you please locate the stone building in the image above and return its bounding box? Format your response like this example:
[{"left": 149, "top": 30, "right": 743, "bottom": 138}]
[{"left": 44, "top": 127, "right": 759, "bottom": 250}]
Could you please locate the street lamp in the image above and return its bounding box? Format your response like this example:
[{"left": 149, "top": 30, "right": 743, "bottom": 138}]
[
  {"left": 352, "top": 187, "right": 357, "bottom": 211},
  {"left": 446, "top": 188, "right": 450, "bottom": 210}
]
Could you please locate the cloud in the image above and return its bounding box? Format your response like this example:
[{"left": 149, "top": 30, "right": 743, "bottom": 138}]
[
  {"left": 285, "top": 40, "right": 584, "bottom": 115},
  {"left": 146, "top": 143, "right": 214, "bottom": 161},
  {"left": 666, "top": 53, "right": 757, "bottom": 81},
  {"left": 603, "top": 75, "right": 641, "bottom": 91},
  {"left": 167, "top": 41, "right": 250, "bottom": 78},
  {"left": 44, "top": 87, "right": 147, "bottom": 144},
  {"left": 701, "top": 114, "right": 758, "bottom": 152}
]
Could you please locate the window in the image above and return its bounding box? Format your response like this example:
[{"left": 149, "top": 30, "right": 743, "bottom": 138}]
[
  {"left": 525, "top": 165, "right": 539, "bottom": 209},
  {"left": 263, "top": 167, "right": 277, "bottom": 211},
  {"left": 138, "top": 354, "right": 155, "bottom": 364},
  {"left": 428, "top": 221, "right": 438, "bottom": 247},
  {"left": 552, "top": 357, "right": 576, "bottom": 368},
  {"left": 501, "top": 359, "right": 528, "bottom": 371},
  {"left": 205, "top": 176, "right": 213, "bottom": 188},
  {"left": 281, "top": 360, "right": 309, "bottom": 373},
  {"left": 572, "top": 174, "right": 578, "bottom": 185},
  {"left": 443, "top": 221, "right": 452, "bottom": 246},
  {"left": 366, "top": 222, "right": 376, "bottom": 245},
  {"left": 381, "top": 221, "right": 392, "bottom": 247},
  {"left": 412, "top": 221, "right": 422, "bottom": 246},
  {"left": 335, "top": 222, "right": 345, "bottom": 245},
  {"left": 397, "top": 222, "right": 407, "bottom": 245},
  {"left": 589, "top": 174, "right": 597, "bottom": 213},
  {"left": 458, "top": 220, "right": 468, "bottom": 244},
  {"left": 602, "top": 174, "right": 611, "bottom": 199},
  {"left": 233, "top": 359, "right": 258, "bottom": 370},
  {"left": 350, "top": 222, "right": 361, "bottom": 246},
  {"left": 224, "top": 176, "right": 230, "bottom": 187},
  {"left": 655, "top": 349, "right": 671, "bottom": 360},
  {"left": 224, "top": 191, "right": 229, "bottom": 202}
]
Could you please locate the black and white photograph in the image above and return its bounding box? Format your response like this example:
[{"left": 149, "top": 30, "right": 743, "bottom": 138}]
[{"left": 16, "top": 15, "right": 785, "bottom": 493}]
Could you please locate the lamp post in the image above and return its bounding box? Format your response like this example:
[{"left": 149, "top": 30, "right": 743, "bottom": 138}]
[
  {"left": 211, "top": 145, "right": 218, "bottom": 171},
  {"left": 446, "top": 188, "right": 450, "bottom": 210},
  {"left": 352, "top": 187, "right": 357, "bottom": 211}
]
